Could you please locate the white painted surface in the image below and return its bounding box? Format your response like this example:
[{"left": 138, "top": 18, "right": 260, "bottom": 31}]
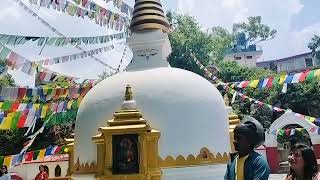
[
  {"left": 74, "top": 67, "right": 231, "bottom": 164},
  {"left": 9, "top": 161, "right": 68, "bottom": 180},
  {"left": 224, "top": 51, "right": 262, "bottom": 67},
  {"left": 162, "top": 164, "right": 228, "bottom": 180}
]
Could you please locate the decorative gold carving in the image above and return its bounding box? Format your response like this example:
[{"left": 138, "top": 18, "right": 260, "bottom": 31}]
[
  {"left": 159, "top": 148, "right": 229, "bottom": 168},
  {"left": 74, "top": 157, "right": 98, "bottom": 174},
  {"left": 229, "top": 114, "right": 240, "bottom": 152}
]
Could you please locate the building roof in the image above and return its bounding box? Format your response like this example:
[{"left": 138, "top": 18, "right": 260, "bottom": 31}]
[{"left": 257, "top": 52, "right": 313, "bottom": 65}]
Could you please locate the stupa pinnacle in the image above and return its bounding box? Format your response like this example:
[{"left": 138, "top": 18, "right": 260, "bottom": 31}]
[{"left": 130, "top": 0, "right": 170, "bottom": 33}]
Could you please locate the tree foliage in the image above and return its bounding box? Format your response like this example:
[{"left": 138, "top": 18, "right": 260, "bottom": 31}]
[
  {"left": 233, "top": 16, "right": 277, "bottom": 46},
  {"left": 309, "top": 35, "right": 320, "bottom": 60},
  {"left": 167, "top": 11, "right": 215, "bottom": 76}
]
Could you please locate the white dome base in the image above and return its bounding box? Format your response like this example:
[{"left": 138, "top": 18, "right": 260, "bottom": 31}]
[{"left": 74, "top": 67, "right": 231, "bottom": 164}]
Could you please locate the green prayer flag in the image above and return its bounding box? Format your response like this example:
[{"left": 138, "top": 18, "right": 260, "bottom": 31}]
[
  {"left": 0, "top": 47, "right": 11, "bottom": 59},
  {"left": 0, "top": 156, "right": 4, "bottom": 167},
  {"left": 47, "top": 88, "right": 53, "bottom": 96},
  {"left": 1, "top": 101, "right": 11, "bottom": 111},
  {"left": 33, "top": 150, "right": 40, "bottom": 160},
  {"left": 11, "top": 112, "right": 21, "bottom": 129},
  {"left": 278, "top": 130, "right": 284, "bottom": 136},
  {"left": 306, "top": 70, "right": 316, "bottom": 81},
  {"left": 272, "top": 77, "right": 280, "bottom": 85}
]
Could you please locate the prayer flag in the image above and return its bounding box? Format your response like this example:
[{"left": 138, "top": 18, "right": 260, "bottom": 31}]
[{"left": 3, "top": 156, "right": 12, "bottom": 168}]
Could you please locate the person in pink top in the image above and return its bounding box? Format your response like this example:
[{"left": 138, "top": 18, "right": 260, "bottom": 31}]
[{"left": 285, "top": 144, "right": 320, "bottom": 180}]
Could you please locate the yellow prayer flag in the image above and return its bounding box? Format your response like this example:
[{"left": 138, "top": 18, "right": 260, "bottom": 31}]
[
  {"left": 33, "top": 103, "right": 40, "bottom": 110},
  {"left": 310, "top": 117, "right": 316, "bottom": 123},
  {"left": 4, "top": 156, "right": 12, "bottom": 168},
  {"left": 0, "top": 102, "right": 3, "bottom": 108},
  {"left": 279, "top": 75, "right": 287, "bottom": 85},
  {"left": 0, "top": 113, "right": 14, "bottom": 130},
  {"left": 249, "top": 80, "right": 259, "bottom": 88},
  {"left": 38, "top": 149, "right": 46, "bottom": 160},
  {"left": 41, "top": 105, "right": 48, "bottom": 118},
  {"left": 77, "top": 97, "right": 83, "bottom": 105},
  {"left": 64, "top": 148, "right": 69, "bottom": 153},
  {"left": 67, "top": 100, "right": 73, "bottom": 110},
  {"left": 43, "top": 88, "right": 48, "bottom": 95},
  {"left": 315, "top": 69, "right": 320, "bottom": 77}
]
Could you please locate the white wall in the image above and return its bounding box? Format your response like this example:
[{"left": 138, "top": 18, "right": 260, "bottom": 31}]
[
  {"left": 9, "top": 161, "right": 68, "bottom": 180},
  {"left": 224, "top": 51, "right": 262, "bottom": 67}
]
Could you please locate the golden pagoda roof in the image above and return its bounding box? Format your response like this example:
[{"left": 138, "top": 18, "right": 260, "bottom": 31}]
[{"left": 130, "top": 0, "right": 170, "bottom": 33}]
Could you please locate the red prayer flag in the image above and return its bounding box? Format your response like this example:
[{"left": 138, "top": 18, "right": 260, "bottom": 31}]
[
  {"left": 10, "top": 102, "right": 20, "bottom": 112},
  {"left": 54, "top": 146, "right": 61, "bottom": 154},
  {"left": 7, "top": 52, "right": 18, "bottom": 68},
  {"left": 242, "top": 81, "right": 250, "bottom": 88},
  {"left": 17, "top": 88, "right": 26, "bottom": 101},
  {"left": 24, "top": 151, "right": 34, "bottom": 162},
  {"left": 17, "top": 112, "right": 27, "bottom": 128},
  {"left": 299, "top": 70, "right": 310, "bottom": 82},
  {"left": 266, "top": 77, "right": 274, "bottom": 88}
]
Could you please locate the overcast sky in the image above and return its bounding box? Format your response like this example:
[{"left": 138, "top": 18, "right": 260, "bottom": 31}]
[{"left": 1, "top": 0, "right": 320, "bottom": 86}]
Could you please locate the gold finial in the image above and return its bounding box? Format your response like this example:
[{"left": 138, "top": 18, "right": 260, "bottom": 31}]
[
  {"left": 224, "top": 94, "right": 230, "bottom": 106},
  {"left": 125, "top": 85, "right": 133, "bottom": 101},
  {"left": 130, "top": 0, "right": 170, "bottom": 33}
]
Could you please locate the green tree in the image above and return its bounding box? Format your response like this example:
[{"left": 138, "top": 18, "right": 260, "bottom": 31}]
[
  {"left": 308, "top": 35, "right": 320, "bottom": 60},
  {"left": 167, "top": 12, "right": 233, "bottom": 74},
  {"left": 209, "top": 27, "right": 234, "bottom": 62},
  {"left": 0, "top": 59, "right": 15, "bottom": 86},
  {"left": 233, "top": 16, "right": 277, "bottom": 46}
]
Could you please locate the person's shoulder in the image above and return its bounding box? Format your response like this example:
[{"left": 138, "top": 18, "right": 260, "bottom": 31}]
[{"left": 250, "top": 152, "right": 268, "bottom": 165}]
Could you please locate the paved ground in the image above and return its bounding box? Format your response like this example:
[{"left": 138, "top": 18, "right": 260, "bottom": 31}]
[
  {"left": 162, "top": 164, "right": 287, "bottom": 179},
  {"left": 269, "top": 174, "right": 287, "bottom": 179}
]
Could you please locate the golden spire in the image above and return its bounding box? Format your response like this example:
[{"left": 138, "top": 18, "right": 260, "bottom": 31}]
[
  {"left": 130, "top": 0, "right": 170, "bottom": 33},
  {"left": 125, "top": 85, "right": 133, "bottom": 101}
]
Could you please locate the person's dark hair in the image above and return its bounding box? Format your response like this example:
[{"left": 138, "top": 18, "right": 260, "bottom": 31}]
[
  {"left": 234, "top": 122, "right": 258, "bottom": 149},
  {"left": 0, "top": 165, "right": 8, "bottom": 176},
  {"left": 39, "top": 164, "right": 44, "bottom": 171},
  {"left": 288, "top": 144, "right": 318, "bottom": 179}
]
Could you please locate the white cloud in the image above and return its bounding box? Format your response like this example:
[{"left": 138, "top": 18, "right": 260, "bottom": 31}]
[
  {"left": 175, "top": 0, "right": 312, "bottom": 60},
  {"left": 291, "top": 23, "right": 320, "bottom": 53}
]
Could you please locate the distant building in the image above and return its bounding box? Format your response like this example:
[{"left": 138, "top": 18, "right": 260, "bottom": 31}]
[
  {"left": 224, "top": 33, "right": 263, "bottom": 67},
  {"left": 257, "top": 52, "right": 320, "bottom": 73}
]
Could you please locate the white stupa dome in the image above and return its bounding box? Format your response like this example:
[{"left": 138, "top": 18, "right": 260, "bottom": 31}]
[{"left": 74, "top": 67, "right": 231, "bottom": 164}]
